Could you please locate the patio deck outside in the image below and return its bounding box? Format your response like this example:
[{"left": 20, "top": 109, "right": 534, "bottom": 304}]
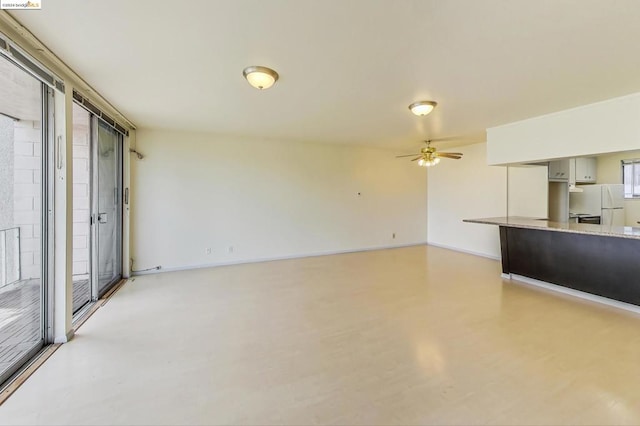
[{"left": 0, "top": 278, "right": 90, "bottom": 375}]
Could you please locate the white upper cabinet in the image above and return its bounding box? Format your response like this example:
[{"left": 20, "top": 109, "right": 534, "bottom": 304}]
[
  {"left": 548, "top": 159, "right": 570, "bottom": 181},
  {"left": 575, "top": 157, "right": 597, "bottom": 183}
]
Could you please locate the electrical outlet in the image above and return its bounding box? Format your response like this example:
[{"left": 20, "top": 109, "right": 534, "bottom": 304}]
[
  {"left": 205, "top": 248, "right": 212, "bottom": 255},
  {"left": 228, "top": 246, "right": 234, "bottom": 253}
]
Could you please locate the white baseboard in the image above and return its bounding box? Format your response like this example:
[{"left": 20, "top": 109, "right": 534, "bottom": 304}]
[
  {"left": 426, "top": 242, "right": 501, "bottom": 261},
  {"left": 132, "top": 242, "right": 428, "bottom": 276},
  {"left": 510, "top": 274, "right": 640, "bottom": 315}
]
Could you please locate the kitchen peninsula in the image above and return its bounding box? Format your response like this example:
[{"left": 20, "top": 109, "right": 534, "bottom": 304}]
[{"left": 465, "top": 216, "right": 640, "bottom": 307}]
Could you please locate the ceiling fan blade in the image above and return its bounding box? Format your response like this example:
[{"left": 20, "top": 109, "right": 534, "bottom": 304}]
[
  {"left": 437, "top": 154, "right": 462, "bottom": 159},
  {"left": 411, "top": 156, "right": 423, "bottom": 161},
  {"left": 439, "top": 152, "right": 463, "bottom": 156},
  {"left": 396, "top": 153, "right": 421, "bottom": 158}
]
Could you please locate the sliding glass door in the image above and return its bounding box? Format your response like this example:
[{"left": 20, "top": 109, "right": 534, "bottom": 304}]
[
  {"left": 94, "top": 120, "right": 122, "bottom": 296},
  {"left": 0, "top": 54, "right": 49, "bottom": 383},
  {"left": 72, "top": 107, "right": 123, "bottom": 314}
]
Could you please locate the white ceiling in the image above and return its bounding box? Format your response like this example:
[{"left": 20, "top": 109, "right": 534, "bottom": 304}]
[{"left": 9, "top": 0, "right": 640, "bottom": 149}]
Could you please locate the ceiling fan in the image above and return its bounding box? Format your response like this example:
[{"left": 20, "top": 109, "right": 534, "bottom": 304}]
[{"left": 396, "top": 140, "right": 463, "bottom": 167}]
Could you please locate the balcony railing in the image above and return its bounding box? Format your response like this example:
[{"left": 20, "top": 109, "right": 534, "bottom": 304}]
[{"left": 0, "top": 227, "right": 21, "bottom": 288}]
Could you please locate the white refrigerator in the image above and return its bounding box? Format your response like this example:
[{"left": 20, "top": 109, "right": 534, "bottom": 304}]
[{"left": 569, "top": 184, "right": 625, "bottom": 226}]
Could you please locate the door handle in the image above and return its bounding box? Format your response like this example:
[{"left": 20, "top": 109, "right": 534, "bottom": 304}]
[{"left": 98, "top": 213, "right": 108, "bottom": 224}]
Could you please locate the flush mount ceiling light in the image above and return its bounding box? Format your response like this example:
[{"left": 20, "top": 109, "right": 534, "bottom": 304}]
[
  {"left": 242, "top": 65, "right": 279, "bottom": 90},
  {"left": 408, "top": 100, "right": 437, "bottom": 116}
]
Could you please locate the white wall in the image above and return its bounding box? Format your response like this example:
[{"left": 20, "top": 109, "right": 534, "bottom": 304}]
[
  {"left": 596, "top": 149, "right": 640, "bottom": 183},
  {"left": 487, "top": 93, "right": 640, "bottom": 165},
  {"left": 427, "top": 142, "right": 506, "bottom": 259},
  {"left": 130, "top": 130, "right": 428, "bottom": 271},
  {"left": 507, "top": 165, "right": 548, "bottom": 218}
]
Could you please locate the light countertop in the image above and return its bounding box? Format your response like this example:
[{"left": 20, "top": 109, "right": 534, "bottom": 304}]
[{"left": 464, "top": 216, "right": 640, "bottom": 240}]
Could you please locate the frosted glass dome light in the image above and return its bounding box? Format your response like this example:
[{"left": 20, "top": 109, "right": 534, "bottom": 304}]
[
  {"left": 243, "top": 66, "right": 279, "bottom": 90},
  {"left": 408, "top": 100, "right": 437, "bottom": 116}
]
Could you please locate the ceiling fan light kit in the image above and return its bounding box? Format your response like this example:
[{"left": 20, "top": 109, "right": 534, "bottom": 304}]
[
  {"left": 408, "top": 100, "right": 437, "bottom": 116},
  {"left": 243, "top": 65, "right": 279, "bottom": 90},
  {"left": 396, "top": 140, "right": 463, "bottom": 168},
  {"left": 418, "top": 157, "right": 441, "bottom": 167}
]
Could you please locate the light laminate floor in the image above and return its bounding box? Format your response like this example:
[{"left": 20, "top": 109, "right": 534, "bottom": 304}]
[{"left": 1, "top": 245, "right": 640, "bottom": 425}]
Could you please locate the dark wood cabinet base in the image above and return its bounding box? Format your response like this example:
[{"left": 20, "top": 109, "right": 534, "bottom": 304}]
[{"left": 499, "top": 226, "right": 640, "bottom": 306}]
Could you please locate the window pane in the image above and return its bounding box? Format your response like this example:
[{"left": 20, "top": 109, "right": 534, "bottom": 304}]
[
  {"left": 96, "top": 121, "right": 122, "bottom": 295},
  {"left": 623, "top": 163, "right": 633, "bottom": 197},
  {"left": 0, "top": 55, "right": 45, "bottom": 383},
  {"left": 635, "top": 163, "right": 640, "bottom": 197}
]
